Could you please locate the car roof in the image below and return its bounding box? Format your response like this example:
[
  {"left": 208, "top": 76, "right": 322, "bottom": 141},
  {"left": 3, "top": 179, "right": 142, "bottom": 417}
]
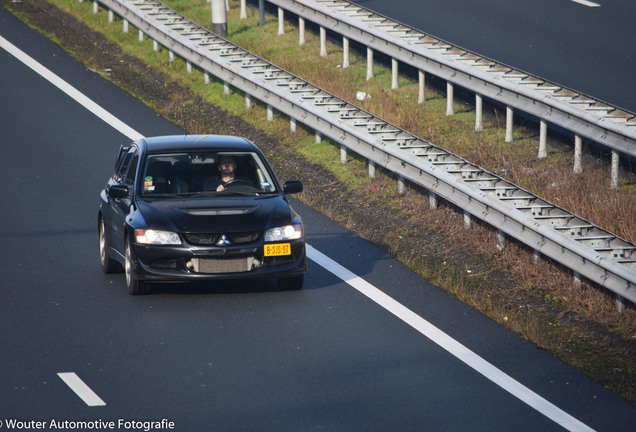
[{"left": 138, "top": 135, "right": 257, "bottom": 153}]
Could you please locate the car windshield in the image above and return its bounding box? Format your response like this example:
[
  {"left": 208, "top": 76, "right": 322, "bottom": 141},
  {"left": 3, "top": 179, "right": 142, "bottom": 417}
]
[{"left": 139, "top": 151, "right": 278, "bottom": 197}]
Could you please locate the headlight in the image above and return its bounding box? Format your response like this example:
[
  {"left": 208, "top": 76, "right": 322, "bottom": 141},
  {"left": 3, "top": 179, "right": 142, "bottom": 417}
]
[
  {"left": 135, "top": 229, "right": 181, "bottom": 245},
  {"left": 264, "top": 224, "right": 303, "bottom": 242}
]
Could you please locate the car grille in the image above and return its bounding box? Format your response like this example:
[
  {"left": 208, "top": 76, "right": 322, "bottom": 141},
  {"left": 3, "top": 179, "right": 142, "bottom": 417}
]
[
  {"left": 189, "top": 257, "right": 260, "bottom": 274},
  {"left": 183, "top": 231, "right": 261, "bottom": 246}
]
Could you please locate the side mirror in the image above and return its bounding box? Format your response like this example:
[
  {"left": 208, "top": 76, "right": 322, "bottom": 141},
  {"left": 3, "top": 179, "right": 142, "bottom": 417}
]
[
  {"left": 283, "top": 180, "right": 303, "bottom": 195},
  {"left": 108, "top": 184, "right": 130, "bottom": 199}
]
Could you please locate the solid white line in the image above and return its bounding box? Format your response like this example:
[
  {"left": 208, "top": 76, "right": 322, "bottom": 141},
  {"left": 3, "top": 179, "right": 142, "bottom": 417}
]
[
  {"left": 306, "top": 245, "right": 596, "bottom": 432},
  {"left": 0, "top": 30, "right": 594, "bottom": 430},
  {"left": 571, "top": 0, "right": 601, "bottom": 7},
  {"left": 0, "top": 35, "right": 144, "bottom": 141},
  {"left": 57, "top": 372, "right": 106, "bottom": 406}
]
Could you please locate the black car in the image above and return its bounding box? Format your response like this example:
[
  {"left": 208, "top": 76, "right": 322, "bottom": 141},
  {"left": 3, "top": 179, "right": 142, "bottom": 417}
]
[{"left": 98, "top": 135, "right": 306, "bottom": 295}]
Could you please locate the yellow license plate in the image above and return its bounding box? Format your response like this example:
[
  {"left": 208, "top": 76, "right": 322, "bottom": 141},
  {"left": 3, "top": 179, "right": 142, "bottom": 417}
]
[{"left": 264, "top": 243, "right": 291, "bottom": 257}]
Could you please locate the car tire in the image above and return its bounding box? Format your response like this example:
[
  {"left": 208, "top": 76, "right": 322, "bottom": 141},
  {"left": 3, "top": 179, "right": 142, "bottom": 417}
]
[
  {"left": 277, "top": 274, "right": 304, "bottom": 290},
  {"left": 99, "top": 218, "right": 122, "bottom": 274},
  {"left": 125, "top": 237, "right": 151, "bottom": 295}
]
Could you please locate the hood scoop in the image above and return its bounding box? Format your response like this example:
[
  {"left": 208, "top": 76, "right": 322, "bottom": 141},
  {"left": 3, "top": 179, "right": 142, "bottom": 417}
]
[{"left": 180, "top": 207, "right": 256, "bottom": 216}]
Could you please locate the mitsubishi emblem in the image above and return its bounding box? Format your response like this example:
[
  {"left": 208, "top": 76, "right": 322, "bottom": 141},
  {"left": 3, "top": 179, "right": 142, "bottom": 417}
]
[{"left": 216, "top": 234, "right": 232, "bottom": 246}]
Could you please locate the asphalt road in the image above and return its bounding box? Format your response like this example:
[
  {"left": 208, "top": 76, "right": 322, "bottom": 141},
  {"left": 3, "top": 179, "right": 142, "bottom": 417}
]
[
  {"left": 1, "top": 6, "right": 636, "bottom": 431},
  {"left": 351, "top": 0, "right": 636, "bottom": 113}
]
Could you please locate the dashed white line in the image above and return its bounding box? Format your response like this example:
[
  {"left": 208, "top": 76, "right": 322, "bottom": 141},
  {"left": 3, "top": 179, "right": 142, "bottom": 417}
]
[
  {"left": 57, "top": 372, "right": 106, "bottom": 407},
  {"left": 571, "top": 0, "right": 601, "bottom": 7},
  {"left": 1, "top": 30, "right": 595, "bottom": 430}
]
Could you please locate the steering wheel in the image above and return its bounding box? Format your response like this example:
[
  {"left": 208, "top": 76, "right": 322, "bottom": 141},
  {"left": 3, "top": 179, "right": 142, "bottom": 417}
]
[{"left": 223, "top": 179, "right": 251, "bottom": 188}]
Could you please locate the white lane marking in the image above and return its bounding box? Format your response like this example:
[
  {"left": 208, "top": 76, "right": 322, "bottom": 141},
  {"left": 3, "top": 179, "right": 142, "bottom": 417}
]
[
  {"left": 57, "top": 372, "right": 106, "bottom": 406},
  {"left": 0, "top": 30, "right": 594, "bottom": 430},
  {"left": 571, "top": 0, "right": 601, "bottom": 7},
  {"left": 0, "top": 35, "right": 144, "bottom": 141},
  {"left": 307, "top": 245, "right": 595, "bottom": 432}
]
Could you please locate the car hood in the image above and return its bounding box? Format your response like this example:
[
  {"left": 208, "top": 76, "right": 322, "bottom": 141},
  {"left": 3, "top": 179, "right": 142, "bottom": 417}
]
[{"left": 136, "top": 195, "right": 295, "bottom": 233}]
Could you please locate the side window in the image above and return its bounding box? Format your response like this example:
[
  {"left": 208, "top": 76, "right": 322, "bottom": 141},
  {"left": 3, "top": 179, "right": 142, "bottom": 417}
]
[
  {"left": 124, "top": 152, "right": 139, "bottom": 191},
  {"left": 114, "top": 148, "right": 135, "bottom": 183}
]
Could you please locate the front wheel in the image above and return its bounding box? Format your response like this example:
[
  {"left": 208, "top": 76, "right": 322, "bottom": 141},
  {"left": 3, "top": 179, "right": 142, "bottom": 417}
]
[
  {"left": 277, "top": 274, "right": 304, "bottom": 291},
  {"left": 125, "top": 238, "right": 151, "bottom": 295},
  {"left": 99, "top": 218, "right": 122, "bottom": 274}
]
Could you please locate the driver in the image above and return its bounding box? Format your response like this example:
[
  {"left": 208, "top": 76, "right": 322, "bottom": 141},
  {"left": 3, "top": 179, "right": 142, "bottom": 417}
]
[{"left": 205, "top": 155, "right": 237, "bottom": 192}]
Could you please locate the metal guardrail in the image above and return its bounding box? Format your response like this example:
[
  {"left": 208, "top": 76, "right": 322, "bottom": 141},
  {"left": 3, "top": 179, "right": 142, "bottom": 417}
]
[
  {"left": 269, "top": 0, "right": 636, "bottom": 160},
  {"left": 91, "top": 0, "right": 635, "bottom": 305}
]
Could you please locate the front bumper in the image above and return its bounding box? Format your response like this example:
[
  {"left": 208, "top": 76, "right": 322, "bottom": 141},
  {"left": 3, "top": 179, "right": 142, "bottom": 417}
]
[{"left": 129, "top": 240, "right": 307, "bottom": 282}]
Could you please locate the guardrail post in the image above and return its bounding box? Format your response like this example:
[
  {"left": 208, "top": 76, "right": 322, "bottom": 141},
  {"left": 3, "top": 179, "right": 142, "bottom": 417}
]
[
  {"left": 366, "top": 47, "right": 374, "bottom": 80},
  {"left": 315, "top": 131, "right": 322, "bottom": 143},
  {"left": 369, "top": 161, "right": 376, "bottom": 178},
  {"left": 186, "top": 61, "right": 192, "bottom": 74},
  {"left": 391, "top": 58, "right": 399, "bottom": 89},
  {"left": 446, "top": 82, "right": 454, "bottom": 116},
  {"left": 245, "top": 93, "right": 251, "bottom": 109},
  {"left": 464, "top": 211, "right": 471, "bottom": 229},
  {"left": 299, "top": 17, "right": 305, "bottom": 45},
  {"left": 108, "top": 10, "right": 114, "bottom": 23},
  {"left": 169, "top": 50, "right": 175, "bottom": 62},
  {"left": 204, "top": 71, "right": 210, "bottom": 84},
  {"left": 290, "top": 117, "right": 296, "bottom": 132},
  {"left": 93, "top": 0, "right": 98, "bottom": 14},
  {"left": 153, "top": 40, "right": 159, "bottom": 52},
  {"left": 340, "top": 145, "right": 347, "bottom": 163},
  {"left": 258, "top": 0, "right": 265, "bottom": 26},
  {"left": 138, "top": 30, "right": 144, "bottom": 42},
  {"left": 240, "top": 0, "right": 247, "bottom": 20},
  {"left": 320, "top": 27, "right": 327, "bottom": 57},
  {"left": 277, "top": 8, "right": 284, "bottom": 35},
  {"left": 418, "top": 70, "right": 426, "bottom": 104},
  {"left": 343, "top": 37, "right": 350, "bottom": 68},
  {"left": 616, "top": 294, "right": 625, "bottom": 313},
  {"left": 533, "top": 249, "right": 540, "bottom": 264},
  {"left": 573, "top": 135, "right": 583, "bottom": 173},
  {"left": 397, "top": 175, "right": 406, "bottom": 195},
  {"left": 611, "top": 150, "right": 619, "bottom": 188},
  {"left": 123, "top": 19, "right": 129, "bottom": 33},
  {"left": 505, "top": 106, "right": 513, "bottom": 142},
  {"left": 224, "top": 81, "right": 230, "bottom": 95},
  {"left": 573, "top": 271, "right": 582, "bottom": 290},
  {"left": 429, "top": 191, "right": 437, "bottom": 209},
  {"left": 538, "top": 120, "right": 547, "bottom": 158},
  {"left": 475, "top": 94, "right": 483, "bottom": 132},
  {"left": 267, "top": 104, "right": 274, "bottom": 121},
  {"left": 497, "top": 230, "right": 506, "bottom": 251}
]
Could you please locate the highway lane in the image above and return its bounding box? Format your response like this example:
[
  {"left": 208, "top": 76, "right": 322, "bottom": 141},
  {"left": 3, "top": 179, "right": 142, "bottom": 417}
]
[
  {"left": 350, "top": 0, "right": 636, "bottom": 113},
  {"left": 2, "top": 6, "right": 636, "bottom": 431}
]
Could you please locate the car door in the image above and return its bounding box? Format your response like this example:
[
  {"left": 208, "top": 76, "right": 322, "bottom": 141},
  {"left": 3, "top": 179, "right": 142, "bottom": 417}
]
[{"left": 107, "top": 147, "right": 139, "bottom": 255}]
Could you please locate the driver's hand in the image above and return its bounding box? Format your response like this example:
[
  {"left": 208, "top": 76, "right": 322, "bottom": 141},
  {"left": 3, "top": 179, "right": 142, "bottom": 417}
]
[{"left": 216, "top": 184, "right": 225, "bottom": 191}]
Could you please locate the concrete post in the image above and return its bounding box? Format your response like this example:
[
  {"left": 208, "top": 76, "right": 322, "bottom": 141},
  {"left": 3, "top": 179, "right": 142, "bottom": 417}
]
[
  {"left": 538, "top": 120, "right": 547, "bottom": 158},
  {"left": 574, "top": 135, "right": 583, "bottom": 174},
  {"left": 320, "top": 27, "right": 327, "bottom": 57},
  {"left": 298, "top": 18, "right": 305, "bottom": 45},
  {"left": 446, "top": 82, "right": 454, "bottom": 116},
  {"left": 277, "top": 8, "right": 284, "bottom": 35},
  {"left": 418, "top": 70, "right": 426, "bottom": 104},
  {"left": 366, "top": 47, "right": 374, "bottom": 80},
  {"left": 611, "top": 150, "right": 619, "bottom": 188},
  {"left": 391, "top": 58, "right": 399, "bottom": 89},
  {"left": 343, "top": 37, "right": 350, "bottom": 68},
  {"left": 475, "top": 94, "right": 483, "bottom": 132},
  {"left": 240, "top": 0, "right": 247, "bottom": 19},
  {"left": 505, "top": 106, "right": 513, "bottom": 142}
]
